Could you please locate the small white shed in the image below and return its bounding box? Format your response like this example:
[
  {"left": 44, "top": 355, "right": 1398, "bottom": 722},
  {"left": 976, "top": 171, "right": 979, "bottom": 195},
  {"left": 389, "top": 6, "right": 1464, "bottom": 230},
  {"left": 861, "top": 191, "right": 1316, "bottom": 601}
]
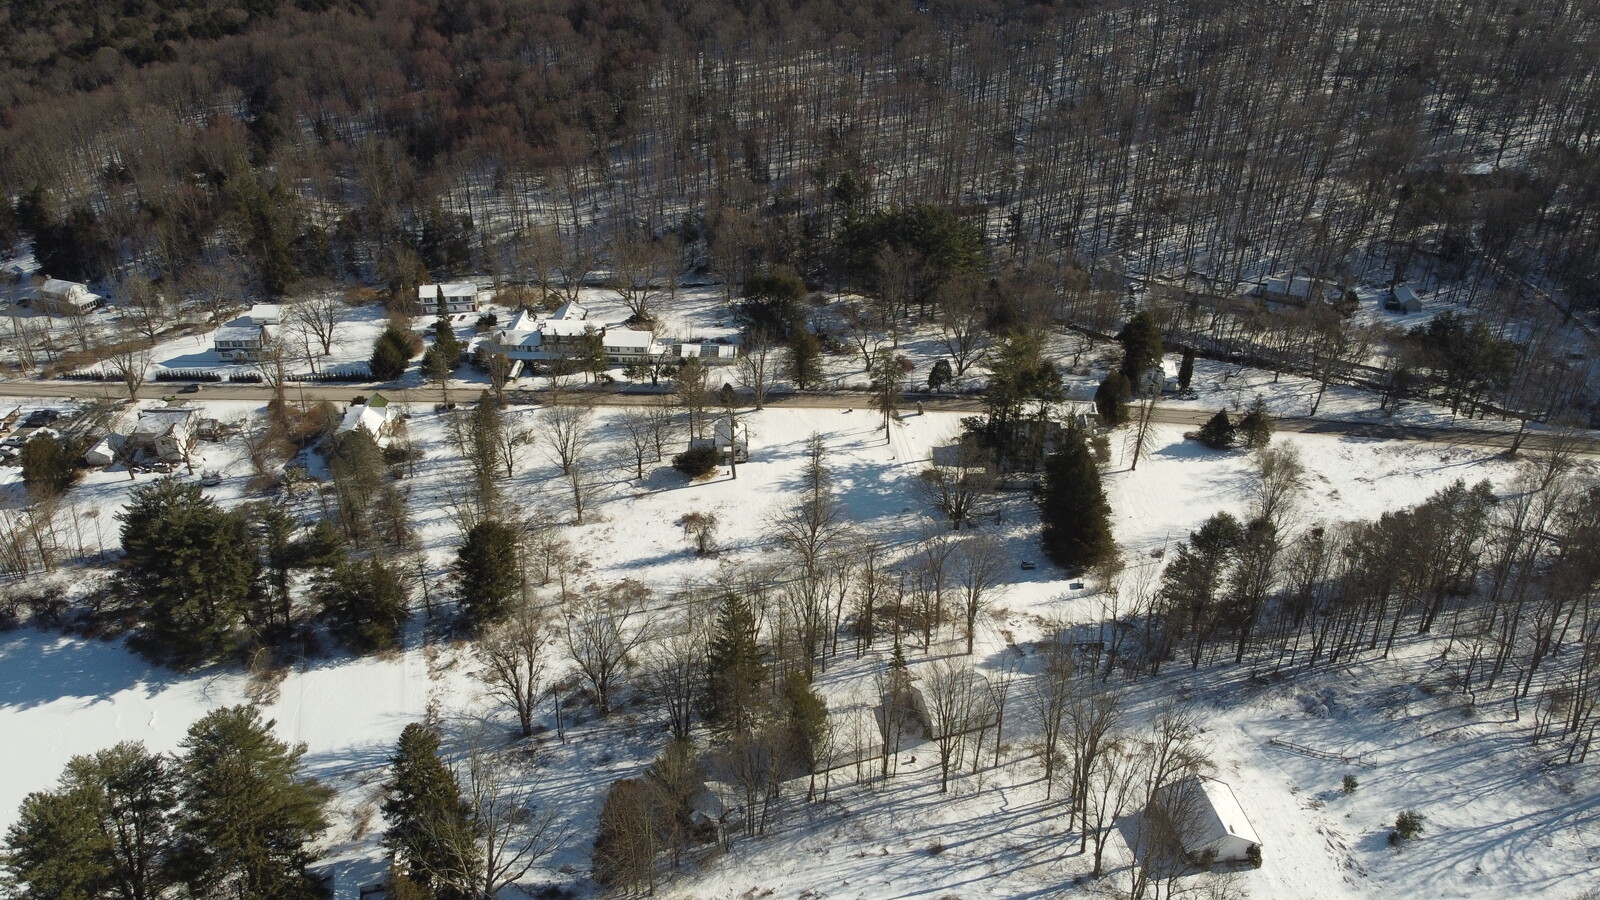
[
  {"left": 83, "top": 434, "right": 125, "bottom": 467},
  {"left": 1155, "top": 774, "right": 1262, "bottom": 864}
]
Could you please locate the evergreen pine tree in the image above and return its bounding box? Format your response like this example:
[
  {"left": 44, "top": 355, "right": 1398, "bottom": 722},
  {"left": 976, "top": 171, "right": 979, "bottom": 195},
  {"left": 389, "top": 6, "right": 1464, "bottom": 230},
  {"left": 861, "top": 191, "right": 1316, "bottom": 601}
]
[
  {"left": 173, "top": 706, "right": 330, "bottom": 900},
  {"left": 20, "top": 432, "right": 79, "bottom": 498},
  {"left": 704, "top": 593, "right": 766, "bottom": 737},
  {"left": 456, "top": 521, "right": 521, "bottom": 629},
  {"left": 1116, "top": 312, "right": 1164, "bottom": 385},
  {"left": 778, "top": 671, "right": 828, "bottom": 776},
  {"left": 1094, "top": 372, "right": 1130, "bottom": 426},
  {"left": 2, "top": 780, "right": 113, "bottom": 898},
  {"left": 1177, "top": 346, "right": 1196, "bottom": 391},
  {"left": 1197, "top": 409, "right": 1237, "bottom": 449},
  {"left": 370, "top": 324, "right": 416, "bottom": 381},
  {"left": 118, "top": 478, "right": 260, "bottom": 668},
  {"left": 382, "top": 724, "right": 479, "bottom": 900},
  {"left": 431, "top": 320, "right": 462, "bottom": 369},
  {"left": 318, "top": 558, "right": 410, "bottom": 655},
  {"left": 2, "top": 741, "right": 178, "bottom": 900},
  {"left": 928, "top": 358, "right": 954, "bottom": 392},
  {"left": 1036, "top": 425, "right": 1115, "bottom": 572},
  {"left": 786, "top": 329, "right": 823, "bottom": 390},
  {"left": 1238, "top": 397, "right": 1273, "bottom": 449}
]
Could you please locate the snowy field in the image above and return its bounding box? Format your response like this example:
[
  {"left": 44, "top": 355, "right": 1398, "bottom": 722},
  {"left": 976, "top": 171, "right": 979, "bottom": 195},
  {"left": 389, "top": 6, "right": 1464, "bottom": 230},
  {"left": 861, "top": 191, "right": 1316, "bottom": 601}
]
[{"left": 1, "top": 398, "right": 1597, "bottom": 899}]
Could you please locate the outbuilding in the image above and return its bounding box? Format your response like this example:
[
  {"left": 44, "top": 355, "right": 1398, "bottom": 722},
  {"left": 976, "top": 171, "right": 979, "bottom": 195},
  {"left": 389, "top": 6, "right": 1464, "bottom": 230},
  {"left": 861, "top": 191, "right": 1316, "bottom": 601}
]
[{"left": 1153, "top": 775, "right": 1262, "bottom": 866}]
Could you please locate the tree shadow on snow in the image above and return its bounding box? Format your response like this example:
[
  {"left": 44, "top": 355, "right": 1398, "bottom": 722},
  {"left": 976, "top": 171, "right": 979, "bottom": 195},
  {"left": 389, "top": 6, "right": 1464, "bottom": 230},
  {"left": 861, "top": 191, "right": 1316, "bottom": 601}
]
[{"left": 0, "top": 628, "right": 183, "bottom": 711}]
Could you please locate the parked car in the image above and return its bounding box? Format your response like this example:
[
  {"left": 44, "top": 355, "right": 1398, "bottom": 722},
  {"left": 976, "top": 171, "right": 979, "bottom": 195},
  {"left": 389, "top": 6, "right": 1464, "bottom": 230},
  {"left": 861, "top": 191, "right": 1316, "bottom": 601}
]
[{"left": 23, "top": 409, "right": 59, "bottom": 428}]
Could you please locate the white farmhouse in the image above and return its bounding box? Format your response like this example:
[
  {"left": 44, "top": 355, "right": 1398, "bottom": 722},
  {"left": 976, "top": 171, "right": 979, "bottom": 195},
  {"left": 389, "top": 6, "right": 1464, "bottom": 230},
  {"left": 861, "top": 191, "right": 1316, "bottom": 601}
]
[
  {"left": 418, "top": 283, "right": 479, "bottom": 315},
  {"left": 1154, "top": 775, "right": 1262, "bottom": 865},
  {"left": 335, "top": 393, "right": 398, "bottom": 443},
  {"left": 33, "top": 277, "right": 102, "bottom": 316},
  {"left": 213, "top": 306, "right": 279, "bottom": 362},
  {"left": 126, "top": 408, "right": 199, "bottom": 463}
]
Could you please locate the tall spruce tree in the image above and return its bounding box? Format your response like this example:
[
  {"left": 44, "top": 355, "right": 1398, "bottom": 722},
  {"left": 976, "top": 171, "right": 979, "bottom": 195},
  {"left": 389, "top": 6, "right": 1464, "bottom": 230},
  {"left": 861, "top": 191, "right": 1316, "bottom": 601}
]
[
  {"left": 383, "top": 724, "right": 479, "bottom": 900},
  {"left": 118, "top": 478, "right": 260, "bottom": 668},
  {"left": 704, "top": 593, "right": 767, "bottom": 737},
  {"left": 456, "top": 521, "right": 521, "bottom": 630},
  {"left": 173, "top": 706, "right": 330, "bottom": 900},
  {"left": 1036, "top": 425, "right": 1115, "bottom": 572},
  {"left": 1094, "top": 372, "right": 1130, "bottom": 426},
  {"left": 1116, "top": 312, "right": 1164, "bottom": 386}
]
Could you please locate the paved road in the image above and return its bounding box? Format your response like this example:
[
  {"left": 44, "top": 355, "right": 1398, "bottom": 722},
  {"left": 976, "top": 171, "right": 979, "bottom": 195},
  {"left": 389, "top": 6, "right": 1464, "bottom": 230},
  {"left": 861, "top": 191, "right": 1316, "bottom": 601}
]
[{"left": 0, "top": 378, "right": 1591, "bottom": 455}]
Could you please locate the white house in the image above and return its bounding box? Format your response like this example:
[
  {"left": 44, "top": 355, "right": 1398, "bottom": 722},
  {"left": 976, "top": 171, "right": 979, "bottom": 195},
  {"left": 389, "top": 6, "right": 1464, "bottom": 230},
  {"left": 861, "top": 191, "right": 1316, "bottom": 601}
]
[
  {"left": 601, "top": 327, "right": 657, "bottom": 364},
  {"left": 82, "top": 434, "right": 124, "bottom": 467},
  {"left": 335, "top": 393, "right": 398, "bottom": 443},
  {"left": 126, "top": 408, "right": 198, "bottom": 463},
  {"left": 33, "top": 277, "right": 102, "bottom": 316},
  {"left": 418, "top": 283, "right": 479, "bottom": 315},
  {"left": 491, "top": 303, "right": 661, "bottom": 367},
  {"left": 1386, "top": 284, "right": 1422, "bottom": 313},
  {"left": 213, "top": 307, "right": 277, "bottom": 362},
  {"left": 1154, "top": 775, "right": 1262, "bottom": 865}
]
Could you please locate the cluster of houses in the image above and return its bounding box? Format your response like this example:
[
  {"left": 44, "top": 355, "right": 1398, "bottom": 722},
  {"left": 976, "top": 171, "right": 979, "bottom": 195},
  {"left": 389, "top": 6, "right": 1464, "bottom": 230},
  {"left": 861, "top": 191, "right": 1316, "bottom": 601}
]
[
  {"left": 486, "top": 300, "right": 736, "bottom": 374},
  {"left": 1251, "top": 274, "right": 1424, "bottom": 314}
]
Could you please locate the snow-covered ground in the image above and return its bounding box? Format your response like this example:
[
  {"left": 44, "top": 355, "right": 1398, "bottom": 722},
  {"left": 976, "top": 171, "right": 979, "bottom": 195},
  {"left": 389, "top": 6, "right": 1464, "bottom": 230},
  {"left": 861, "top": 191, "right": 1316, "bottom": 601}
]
[{"left": 3, "top": 394, "right": 1595, "bottom": 898}]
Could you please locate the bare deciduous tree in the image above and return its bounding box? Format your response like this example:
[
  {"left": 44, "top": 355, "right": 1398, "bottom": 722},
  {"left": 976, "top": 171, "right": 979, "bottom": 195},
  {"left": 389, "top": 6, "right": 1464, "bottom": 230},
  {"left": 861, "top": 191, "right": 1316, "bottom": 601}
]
[
  {"left": 475, "top": 598, "right": 550, "bottom": 737},
  {"left": 925, "top": 657, "right": 981, "bottom": 793},
  {"left": 954, "top": 533, "right": 1006, "bottom": 655},
  {"left": 918, "top": 444, "right": 995, "bottom": 530},
  {"left": 563, "top": 580, "right": 652, "bottom": 716},
  {"left": 539, "top": 401, "right": 593, "bottom": 478},
  {"left": 679, "top": 511, "right": 718, "bottom": 556},
  {"left": 106, "top": 327, "right": 151, "bottom": 401},
  {"left": 738, "top": 328, "right": 778, "bottom": 409},
  {"left": 289, "top": 290, "right": 342, "bottom": 356},
  {"left": 619, "top": 409, "right": 655, "bottom": 479}
]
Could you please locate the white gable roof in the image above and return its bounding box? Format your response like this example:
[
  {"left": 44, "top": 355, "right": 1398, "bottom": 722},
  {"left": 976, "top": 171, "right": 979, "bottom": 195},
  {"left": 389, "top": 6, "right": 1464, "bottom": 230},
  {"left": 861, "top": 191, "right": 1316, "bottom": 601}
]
[
  {"left": 1162, "top": 775, "right": 1260, "bottom": 854},
  {"left": 418, "top": 283, "right": 477, "bottom": 300},
  {"left": 130, "top": 407, "right": 197, "bottom": 437},
  {"left": 337, "top": 403, "right": 392, "bottom": 437},
  {"left": 603, "top": 327, "right": 654, "bottom": 349},
  {"left": 550, "top": 300, "right": 587, "bottom": 320},
  {"left": 40, "top": 278, "right": 86, "bottom": 296}
]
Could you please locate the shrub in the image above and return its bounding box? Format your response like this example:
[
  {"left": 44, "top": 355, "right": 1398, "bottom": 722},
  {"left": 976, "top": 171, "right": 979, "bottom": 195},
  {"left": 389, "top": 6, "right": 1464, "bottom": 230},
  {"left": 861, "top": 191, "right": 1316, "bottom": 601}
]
[
  {"left": 672, "top": 445, "right": 720, "bottom": 478},
  {"left": 1245, "top": 844, "right": 1263, "bottom": 868},
  {"left": 1390, "top": 810, "right": 1424, "bottom": 845},
  {"left": 1342, "top": 774, "right": 1359, "bottom": 795}
]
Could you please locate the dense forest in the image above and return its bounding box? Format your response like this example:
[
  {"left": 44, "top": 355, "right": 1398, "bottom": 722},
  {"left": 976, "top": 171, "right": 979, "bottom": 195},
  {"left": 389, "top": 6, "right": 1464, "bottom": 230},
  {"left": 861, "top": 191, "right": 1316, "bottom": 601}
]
[{"left": 3, "top": 0, "right": 1599, "bottom": 308}]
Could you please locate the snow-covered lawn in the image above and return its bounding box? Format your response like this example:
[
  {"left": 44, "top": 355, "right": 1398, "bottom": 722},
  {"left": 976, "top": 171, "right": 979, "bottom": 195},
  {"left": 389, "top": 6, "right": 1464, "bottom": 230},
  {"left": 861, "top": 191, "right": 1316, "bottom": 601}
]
[{"left": 1, "top": 400, "right": 1596, "bottom": 899}]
